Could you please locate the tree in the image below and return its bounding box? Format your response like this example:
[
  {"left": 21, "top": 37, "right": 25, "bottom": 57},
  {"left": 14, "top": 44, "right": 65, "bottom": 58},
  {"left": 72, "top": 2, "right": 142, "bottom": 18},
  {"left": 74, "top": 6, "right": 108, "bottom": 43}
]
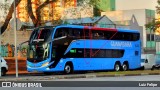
[
  {"left": 78, "top": 0, "right": 106, "bottom": 16},
  {"left": 146, "top": 0, "right": 160, "bottom": 32},
  {"left": 0, "top": 0, "right": 21, "bottom": 34},
  {"left": 0, "top": 0, "right": 58, "bottom": 34},
  {"left": 28, "top": 0, "right": 58, "bottom": 26}
]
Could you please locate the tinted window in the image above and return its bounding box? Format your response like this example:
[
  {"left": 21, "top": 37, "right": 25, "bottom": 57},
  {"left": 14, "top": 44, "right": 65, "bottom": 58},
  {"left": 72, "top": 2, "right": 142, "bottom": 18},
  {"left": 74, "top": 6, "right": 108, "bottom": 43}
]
[
  {"left": 91, "top": 30, "right": 140, "bottom": 41},
  {"left": 54, "top": 28, "right": 82, "bottom": 39},
  {"left": 64, "top": 48, "right": 124, "bottom": 58},
  {"left": 29, "top": 28, "right": 53, "bottom": 43},
  {"left": 92, "top": 31, "right": 105, "bottom": 39},
  {"left": 54, "top": 28, "right": 140, "bottom": 41},
  {"left": 39, "top": 29, "right": 52, "bottom": 41},
  {"left": 110, "top": 32, "right": 140, "bottom": 41}
]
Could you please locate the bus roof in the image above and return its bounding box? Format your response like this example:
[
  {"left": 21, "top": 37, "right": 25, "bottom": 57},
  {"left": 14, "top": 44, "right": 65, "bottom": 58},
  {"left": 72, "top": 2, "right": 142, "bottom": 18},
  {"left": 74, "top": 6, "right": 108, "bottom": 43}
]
[{"left": 42, "top": 24, "right": 140, "bottom": 33}]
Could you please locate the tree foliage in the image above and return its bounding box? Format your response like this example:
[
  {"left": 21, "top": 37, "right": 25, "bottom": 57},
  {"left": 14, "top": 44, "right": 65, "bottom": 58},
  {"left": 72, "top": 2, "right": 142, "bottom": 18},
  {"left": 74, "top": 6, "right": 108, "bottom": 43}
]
[
  {"left": 0, "top": 0, "right": 21, "bottom": 34},
  {"left": 0, "top": 0, "right": 103, "bottom": 34},
  {"left": 0, "top": 0, "right": 57, "bottom": 34},
  {"left": 146, "top": 0, "right": 160, "bottom": 32}
]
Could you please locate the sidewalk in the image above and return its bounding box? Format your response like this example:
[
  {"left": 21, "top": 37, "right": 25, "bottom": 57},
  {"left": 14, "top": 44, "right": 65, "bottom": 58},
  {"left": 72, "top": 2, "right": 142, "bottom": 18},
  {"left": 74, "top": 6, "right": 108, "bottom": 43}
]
[
  {"left": 7, "top": 71, "right": 30, "bottom": 75},
  {"left": 1, "top": 70, "right": 160, "bottom": 81}
]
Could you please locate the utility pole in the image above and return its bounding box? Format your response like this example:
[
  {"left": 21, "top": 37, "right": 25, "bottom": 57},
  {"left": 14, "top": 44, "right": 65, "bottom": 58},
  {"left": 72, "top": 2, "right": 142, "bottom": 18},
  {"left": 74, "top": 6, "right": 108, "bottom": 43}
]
[
  {"left": 14, "top": 0, "right": 18, "bottom": 78},
  {"left": 0, "top": 27, "right": 1, "bottom": 77}
]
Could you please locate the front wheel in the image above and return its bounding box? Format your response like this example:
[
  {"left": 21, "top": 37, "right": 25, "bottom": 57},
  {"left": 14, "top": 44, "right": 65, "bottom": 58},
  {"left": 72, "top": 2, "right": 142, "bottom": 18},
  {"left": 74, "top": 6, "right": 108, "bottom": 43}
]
[{"left": 64, "top": 64, "right": 73, "bottom": 74}]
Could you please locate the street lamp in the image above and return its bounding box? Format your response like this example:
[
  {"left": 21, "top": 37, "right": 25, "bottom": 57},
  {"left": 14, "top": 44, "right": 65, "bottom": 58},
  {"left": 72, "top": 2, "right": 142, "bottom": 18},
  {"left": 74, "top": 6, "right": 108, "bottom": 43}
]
[{"left": 14, "top": 0, "right": 18, "bottom": 78}]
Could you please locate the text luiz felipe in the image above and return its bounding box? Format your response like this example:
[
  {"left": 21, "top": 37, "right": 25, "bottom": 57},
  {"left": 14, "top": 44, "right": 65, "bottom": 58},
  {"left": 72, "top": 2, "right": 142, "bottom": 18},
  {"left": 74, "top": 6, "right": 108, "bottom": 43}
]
[{"left": 12, "top": 82, "right": 42, "bottom": 87}]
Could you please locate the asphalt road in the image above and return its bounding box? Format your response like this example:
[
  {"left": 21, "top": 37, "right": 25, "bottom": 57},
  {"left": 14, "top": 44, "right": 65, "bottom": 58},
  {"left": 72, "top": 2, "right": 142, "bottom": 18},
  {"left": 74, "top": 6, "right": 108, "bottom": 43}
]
[
  {"left": 1, "top": 74, "right": 160, "bottom": 90},
  {"left": 0, "top": 73, "right": 160, "bottom": 81},
  {"left": 54, "top": 75, "right": 160, "bottom": 81}
]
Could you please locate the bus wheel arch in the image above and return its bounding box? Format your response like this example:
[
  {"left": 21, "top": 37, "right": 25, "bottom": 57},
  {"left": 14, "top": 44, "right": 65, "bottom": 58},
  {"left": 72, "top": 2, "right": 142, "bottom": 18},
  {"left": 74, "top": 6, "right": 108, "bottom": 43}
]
[
  {"left": 114, "top": 61, "right": 121, "bottom": 71},
  {"left": 122, "top": 61, "right": 129, "bottom": 71},
  {"left": 64, "top": 62, "right": 74, "bottom": 74}
]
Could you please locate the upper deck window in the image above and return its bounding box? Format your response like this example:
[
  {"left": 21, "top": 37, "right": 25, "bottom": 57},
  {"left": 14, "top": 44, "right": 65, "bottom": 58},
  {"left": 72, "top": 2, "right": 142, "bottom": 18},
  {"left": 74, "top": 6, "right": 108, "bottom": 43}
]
[{"left": 53, "top": 27, "right": 140, "bottom": 41}]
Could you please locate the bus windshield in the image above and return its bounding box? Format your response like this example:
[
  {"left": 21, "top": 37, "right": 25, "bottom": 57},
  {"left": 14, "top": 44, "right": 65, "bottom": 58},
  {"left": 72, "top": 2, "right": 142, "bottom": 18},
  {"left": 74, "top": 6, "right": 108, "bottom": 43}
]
[
  {"left": 29, "top": 28, "right": 53, "bottom": 44},
  {"left": 27, "top": 28, "right": 54, "bottom": 61}
]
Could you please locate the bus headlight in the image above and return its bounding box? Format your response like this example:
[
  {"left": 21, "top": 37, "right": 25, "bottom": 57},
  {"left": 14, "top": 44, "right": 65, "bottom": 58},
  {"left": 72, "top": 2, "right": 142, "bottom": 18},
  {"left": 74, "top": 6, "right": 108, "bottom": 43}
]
[{"left": 42, "top": 62, "right": 49, "bottom": 67}]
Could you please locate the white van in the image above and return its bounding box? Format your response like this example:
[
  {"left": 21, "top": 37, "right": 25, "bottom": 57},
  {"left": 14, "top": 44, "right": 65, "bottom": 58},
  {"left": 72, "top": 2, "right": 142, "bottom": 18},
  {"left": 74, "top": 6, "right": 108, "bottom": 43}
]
[
  {"left": 152, "top": 54, "right": 160, "bottom": 70},
  {"left": 141, "top": 54, "right": 155, "bottom": 70},
  {"left": 0, "top": 57, "right": 8, "bottom": 76}
]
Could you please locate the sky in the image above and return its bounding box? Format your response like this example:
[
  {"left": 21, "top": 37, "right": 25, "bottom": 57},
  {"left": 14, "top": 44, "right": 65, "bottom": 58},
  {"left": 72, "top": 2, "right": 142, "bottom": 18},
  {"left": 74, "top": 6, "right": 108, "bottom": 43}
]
[{"left": 116, "top": 0, "right": 157, "bottom": 10}]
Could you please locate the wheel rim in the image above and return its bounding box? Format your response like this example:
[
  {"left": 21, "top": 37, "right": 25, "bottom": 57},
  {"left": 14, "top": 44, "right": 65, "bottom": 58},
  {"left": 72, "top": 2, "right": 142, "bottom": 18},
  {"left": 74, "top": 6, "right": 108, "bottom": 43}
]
[
  {"left": 123, "top": 64, "right": 127, "bottom": 71},
  {"left": 115, "top": 64, "right": 120, "bottom": 71},
  {"left": 65, "top": 65, "right": 71, "bottom": 74}
]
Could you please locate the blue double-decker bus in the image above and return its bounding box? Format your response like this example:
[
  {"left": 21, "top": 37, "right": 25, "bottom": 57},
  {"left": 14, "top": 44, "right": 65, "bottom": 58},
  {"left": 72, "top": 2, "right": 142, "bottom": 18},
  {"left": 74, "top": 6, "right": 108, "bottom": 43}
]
[{"left": 27, "top": 25, "right": 141, "bottom": 74}]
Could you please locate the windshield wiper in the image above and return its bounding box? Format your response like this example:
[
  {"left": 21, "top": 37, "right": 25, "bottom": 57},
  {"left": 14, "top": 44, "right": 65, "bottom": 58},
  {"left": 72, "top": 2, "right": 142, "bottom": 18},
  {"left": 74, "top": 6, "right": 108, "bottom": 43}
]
[{"left": 33, "top": 39, "right": 44, "bottom": 42}]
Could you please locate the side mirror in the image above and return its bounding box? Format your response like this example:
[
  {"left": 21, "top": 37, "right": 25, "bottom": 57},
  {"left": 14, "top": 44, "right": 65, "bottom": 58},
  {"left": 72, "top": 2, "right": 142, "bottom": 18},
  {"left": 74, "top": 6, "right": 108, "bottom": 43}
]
[{"left": 145, "top": 59, "right": 148, "bottom": 63}]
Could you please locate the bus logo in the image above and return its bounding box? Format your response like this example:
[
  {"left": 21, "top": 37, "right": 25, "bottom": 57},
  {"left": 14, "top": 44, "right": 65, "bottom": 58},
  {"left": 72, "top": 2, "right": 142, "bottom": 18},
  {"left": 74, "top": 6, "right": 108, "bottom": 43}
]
[{"left": 111, "top": 41, "right": 132, "bottom": 47}]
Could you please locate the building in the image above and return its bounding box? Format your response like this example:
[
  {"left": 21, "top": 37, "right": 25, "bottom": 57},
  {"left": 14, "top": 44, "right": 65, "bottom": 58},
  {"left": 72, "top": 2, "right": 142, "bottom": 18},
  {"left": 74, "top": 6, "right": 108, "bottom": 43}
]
[
  {"left": 112, "top": 15, "right": 143, "bottom": 48},
  {"left": 63, "top": 15, "right": 115, "bottom": 28},
  {"left": 102, "top": 9, "right": 156, "bottom": 53}
]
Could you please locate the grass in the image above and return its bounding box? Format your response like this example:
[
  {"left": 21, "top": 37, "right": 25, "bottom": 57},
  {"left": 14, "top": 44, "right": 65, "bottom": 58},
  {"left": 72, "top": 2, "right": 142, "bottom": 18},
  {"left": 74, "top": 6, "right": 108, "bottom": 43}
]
[{"left": 92, "top": 70, "right": 160, "bottom": 75}]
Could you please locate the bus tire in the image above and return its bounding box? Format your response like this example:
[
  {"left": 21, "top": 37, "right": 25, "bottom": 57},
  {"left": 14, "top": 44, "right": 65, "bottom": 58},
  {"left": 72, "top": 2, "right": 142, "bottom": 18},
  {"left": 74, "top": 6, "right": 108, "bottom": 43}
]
[
  {"left": 64, "top": 62, "right": 73, "bottom": 74},
  {"left": 114, "top": 62, "right": 121, "bottom": 71},
  {"left": 122, "top": 62, "right": 129, "bottom": 71}
]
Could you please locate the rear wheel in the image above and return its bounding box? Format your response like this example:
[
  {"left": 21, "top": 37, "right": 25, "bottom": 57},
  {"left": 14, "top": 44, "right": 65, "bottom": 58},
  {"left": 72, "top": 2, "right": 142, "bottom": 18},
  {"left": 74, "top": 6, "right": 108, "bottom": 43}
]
[
  {"left": 64, "top": 63, "right": 73, "bottom": 74},
  {"left": 114, "top": 63, "right": 121, "bottom": 71},
  {"left": 122, "top": 63, "right": 128, "bottom": 71}
]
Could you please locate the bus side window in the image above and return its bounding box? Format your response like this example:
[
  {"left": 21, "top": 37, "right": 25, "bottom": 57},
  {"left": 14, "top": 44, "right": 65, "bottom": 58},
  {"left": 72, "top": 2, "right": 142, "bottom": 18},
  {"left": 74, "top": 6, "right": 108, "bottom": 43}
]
[
  {"left": 104, "top": 31, "right": 115, "bottom": 40},
  {"left": 68, "top": 29, "right": 73, "bottom": 37},
  {"left": 54, "top": 29, "right": 68, "bottom": 38},
  {"left": 133, "top": 33, "right": 140, "bottom": 41},
  {"left": 93, "top": 33, "right": 100, "bottom": 39},
  {"left": 83, "top": 30, "right": 90, "bottom": 39},
  {"left": 92, "top": 31, "right": 105, "bottom": 39},
  {"left": 73, "top": 30, "right": 81, "bottom": 38},
  {"left": 54, "top": 30, "right": 62, "bottom": 38}
]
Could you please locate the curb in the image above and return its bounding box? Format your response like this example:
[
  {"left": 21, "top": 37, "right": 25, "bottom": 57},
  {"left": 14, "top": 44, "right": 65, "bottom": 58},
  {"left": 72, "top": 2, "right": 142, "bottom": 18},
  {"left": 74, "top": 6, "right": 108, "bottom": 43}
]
[{"left": 6, "top": 71, "right": 42, "bottom": 75}]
